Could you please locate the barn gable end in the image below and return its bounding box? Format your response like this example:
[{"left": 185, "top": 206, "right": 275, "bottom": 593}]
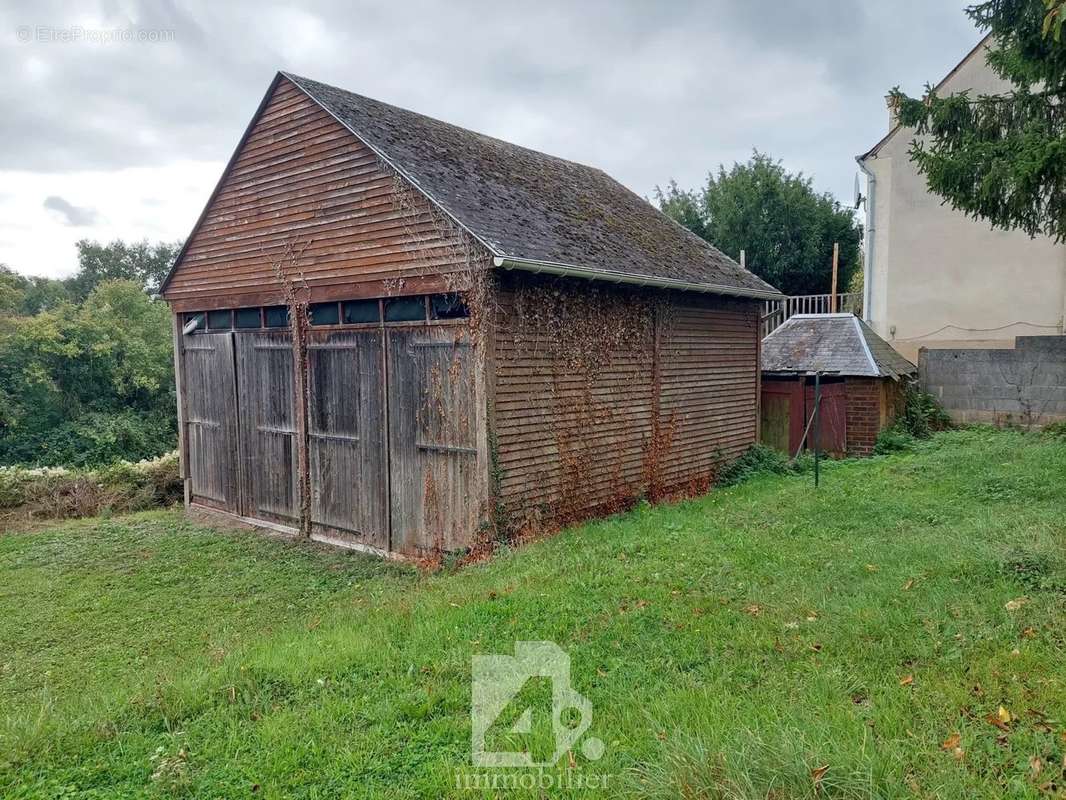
[{"left": 162, "top": 76, "right": 483, "bottom": 311}]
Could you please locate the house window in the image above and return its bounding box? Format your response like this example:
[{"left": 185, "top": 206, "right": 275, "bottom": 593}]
[
  {"left": 235, "top": 307, "right": 261, "bottom": 328},
  {"left": 384, "top": 296, "right": 426, "bottom": 322},
  {"left": 343, "top": 299, "right": 381, "bottom": 324},
  {"left": 207, "top": 309, "right": 232, "bottom": 330},
  {"left": 309, "top": 302, "right": 340, "bottom": 326},
  {"left": 430, "top": 293, "right": 469, "bottom": 320},
  {"left": 264, "top": 306, "right": 288, "bottom": 328}
]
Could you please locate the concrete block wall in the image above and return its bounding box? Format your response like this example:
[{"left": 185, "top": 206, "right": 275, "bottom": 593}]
[{"left": 920, "top": 336, "right": 1066, "bottom": 427}]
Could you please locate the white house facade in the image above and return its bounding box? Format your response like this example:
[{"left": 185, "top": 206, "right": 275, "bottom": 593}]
[{"left": 857, "top": 36, "right": 1066, "bottom": 362}]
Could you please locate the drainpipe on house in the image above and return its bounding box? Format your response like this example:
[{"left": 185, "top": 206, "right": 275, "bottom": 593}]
[
  {"left": 1061, "top": 254, "right": 1066, "bottom": 334},
  {"left": 856, "top": 156, "right": 877, "bottom": 325}
]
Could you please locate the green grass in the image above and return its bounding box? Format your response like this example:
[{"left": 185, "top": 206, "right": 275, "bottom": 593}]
[{"left": 1, "top": 428, "right": 1065, "bottom": 799}]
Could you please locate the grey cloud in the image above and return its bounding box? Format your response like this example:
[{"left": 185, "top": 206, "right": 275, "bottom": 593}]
[
  {"left": 43, "top": 195, "right": 99, "bottom": 226},
  {"left": 4, "top": 0, "right": 983, "bottom": 223}
]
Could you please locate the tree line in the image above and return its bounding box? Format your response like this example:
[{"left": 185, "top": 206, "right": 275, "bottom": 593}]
[{"left": 0, "top": 241, "right": 180, "bottom": 467}]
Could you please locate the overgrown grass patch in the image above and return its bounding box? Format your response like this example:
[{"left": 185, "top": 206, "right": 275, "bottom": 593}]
[{"left": 1, "top": 428, "right": 1064, "bottom": 798}]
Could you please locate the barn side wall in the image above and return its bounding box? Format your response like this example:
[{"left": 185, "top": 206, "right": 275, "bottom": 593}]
[
  {"left": 489, "top": 273, "right": 760, "bottom": 532},
  {"left": 163, "top": 76, "right": 481, "bottom": 311}
]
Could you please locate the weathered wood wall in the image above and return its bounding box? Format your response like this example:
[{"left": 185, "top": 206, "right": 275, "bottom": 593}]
[
  {"left": 163, "top": 77, "right": 475, "bottom": 312},
  {"left": 489, "top": 273, "right": 760, "bottom": 531}
]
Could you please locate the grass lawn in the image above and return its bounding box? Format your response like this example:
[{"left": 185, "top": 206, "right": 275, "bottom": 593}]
[{"left": 1, "top": 428, "right": 1065, "bottom": 799}]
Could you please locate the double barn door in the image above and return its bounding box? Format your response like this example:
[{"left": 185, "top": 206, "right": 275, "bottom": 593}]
[{"left": 180, "top": 325, "right": 480, "bottom": 554}]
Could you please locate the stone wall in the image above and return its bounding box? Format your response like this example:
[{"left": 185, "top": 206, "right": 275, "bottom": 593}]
[{"left": 920, "top": 336, "right": 1066, "bottom": 427}]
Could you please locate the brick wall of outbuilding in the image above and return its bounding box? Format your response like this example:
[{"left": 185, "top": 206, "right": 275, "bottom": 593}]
[{"left": 845, "top": 377, "right": 883, "bottom": 456}]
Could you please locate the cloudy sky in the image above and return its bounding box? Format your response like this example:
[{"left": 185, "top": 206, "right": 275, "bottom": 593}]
[{"left": 2, "top": 0, "right": 981, "bottom": 279}]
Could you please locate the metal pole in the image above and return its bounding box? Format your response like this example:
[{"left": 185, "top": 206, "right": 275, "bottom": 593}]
[{"left": 813, "top": 372, "right": 821, "bottom": 488}]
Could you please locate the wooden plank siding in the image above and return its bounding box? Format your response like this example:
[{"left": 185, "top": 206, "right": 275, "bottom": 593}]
[
  {"left": 163, "top": 78, "right": 476, "bottom": 311},
  {"left": 489, "top": 274, "right": 760, "bottom": 531}
]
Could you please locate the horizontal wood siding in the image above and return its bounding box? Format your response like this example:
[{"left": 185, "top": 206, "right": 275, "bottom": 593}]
[
  {"left": 653, "top": 303, "right": 758, "bottom": 488},
  {"left": 490, "top": 274, "right": 759, "bottom": 531},
  {"left": 163, "top": 78, "right": 478, "bottom": 310}
]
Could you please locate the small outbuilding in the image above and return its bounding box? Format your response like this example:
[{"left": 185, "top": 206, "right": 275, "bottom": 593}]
[
  {"left": 160, "top": 72, "right": 782, "bottom": 558},
  {"left": 760, "top": 314, "right": 916, "bottom": 457}
]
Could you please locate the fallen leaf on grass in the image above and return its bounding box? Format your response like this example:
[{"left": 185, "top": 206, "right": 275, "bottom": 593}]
[
  {"left": 1022, "top": 626, "right": 1037, "bottom": 638},
  {"left": 865, "top": 564, "right": 879, "bottom": 572},
  {"left": 811, "top": 764, "right": 829, "bottom": 785},
  {"left": 743, "top": 604, "right": 763, "bottom": 616},
  {"left": 902, "top": 578, "right": 915, "bottom": 591},
  {"left": 1005, "top": 597, "right": 1029, "bottom": 611},
  {"left": 986, "top": 706, "right": 1013, "bottom": 732},
  {"left": 941, "top": 733, "right": 961, "bottom": 751},
  {"left": 1030, "top": 756, "right": 1043, "bottom": 779},
  {"left": 900, "top": 675, "right": 914, "bottom": 687}
]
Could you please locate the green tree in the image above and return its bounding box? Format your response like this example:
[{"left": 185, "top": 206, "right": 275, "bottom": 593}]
[
  {"left": 889, "top": 0, "right": 1066, "bottom": 240},
  {"left": 657, "top": 152, "right": 863, "bottom": 296},
  {"left": 65, "top": 239, "right": 181, "bottom": 300},
  {"left": 0, "top": 280, "right": 175, "bottom": 467},
  {"left": 0, "top": 266, "right": 69, "bottom": 316}
]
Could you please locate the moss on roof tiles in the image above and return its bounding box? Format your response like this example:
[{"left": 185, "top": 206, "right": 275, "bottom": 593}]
[{"left": 285, "top": 73, "right": 780, "bottom": 297}]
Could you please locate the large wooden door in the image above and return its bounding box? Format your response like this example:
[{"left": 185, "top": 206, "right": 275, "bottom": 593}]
[
  {"left": 307, "top": 331, "right": 389, "bottom": 550},
  {"left": 181, "top": 333, "right": 240, "bottom": 512},
  {"left": 387, "top": 326, "right": 481, "bottom": 554},
  {"left": 234, "top": 331, "right": 299, "bottom": 524}
]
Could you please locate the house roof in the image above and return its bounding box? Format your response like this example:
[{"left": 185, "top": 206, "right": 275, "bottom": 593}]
[
  {"left": 761, "top": 313, "right": 916, "bottom": 379},
  {"left": 858, "top": 33, "right": 992, "bottom": 162},
  {"left": 273, "top": 73, "right": 782, "bottom": 300}
]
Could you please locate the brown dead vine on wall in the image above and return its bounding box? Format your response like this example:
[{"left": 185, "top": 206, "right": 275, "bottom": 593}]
[
  {"left": 506, "top": 280, "right": 682, "bottom": 529},
  {"left": 269, "top": 239, "right": 314, "bottom": 537}
]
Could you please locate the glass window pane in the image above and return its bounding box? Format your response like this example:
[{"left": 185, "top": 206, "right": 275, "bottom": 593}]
[
  {"left": 234, "top": 307, "right": 261, "bottom": 328},
  {"left": 309, "top": 300, "right": 336, "bottom": 326},
  {"left": 430, "top": 293, "right": 469, "bottom": 320},
  {"left": 183, "top": 312, "right": 205, "bottom": 334},
  {"left": 309, "top": 302, "right": 340, "bottom": 326},
  {"left": 207, "top": 309, "right": 232, "bottom": 330},
  {"left": 343, "top": 299, "right": 381, "bottom": 324},
  {"left": 264, "top": 306, "right": 288, "bottom": 328},
  {"left": 384, "top": 296, "right": 426, "bottom": 322}
]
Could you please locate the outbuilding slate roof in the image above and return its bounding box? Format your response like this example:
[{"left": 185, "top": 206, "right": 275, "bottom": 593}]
[
  {"left": 283, "top": 73, "right": 782, "bottom": 300},
  {"left": 761, "top": 313, "right": 916, "bottom": 379}
]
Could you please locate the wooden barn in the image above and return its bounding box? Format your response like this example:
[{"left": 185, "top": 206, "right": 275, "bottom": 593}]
[
  {"left": 160, "top": 72, "right": 783, "bottom": 557},
  {"left": 760, "top": 314, "right": 916, "bottom": 457}
]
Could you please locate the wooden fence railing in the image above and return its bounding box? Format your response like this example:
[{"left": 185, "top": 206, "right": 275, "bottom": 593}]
[{"left": 761, "top": 292, "right": 862, "bottom": 337}]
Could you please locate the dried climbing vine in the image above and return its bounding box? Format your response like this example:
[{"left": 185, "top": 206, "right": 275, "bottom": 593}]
[{"left": 269, "top": 239, "right": 313, "bottom": 537}]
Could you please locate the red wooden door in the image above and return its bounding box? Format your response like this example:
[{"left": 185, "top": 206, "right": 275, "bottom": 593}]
[
  {"left": 804, "top": 382, "right": 847, "bottom": 457},
  {"left": 760, "top": 380, "right": 804, "bottom": 455}
]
